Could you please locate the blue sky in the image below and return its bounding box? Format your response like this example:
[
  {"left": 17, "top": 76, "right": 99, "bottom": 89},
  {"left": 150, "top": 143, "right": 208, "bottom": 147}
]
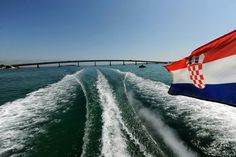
[{"left": 0, "top": 0, "right": 235, "bottom": 63}]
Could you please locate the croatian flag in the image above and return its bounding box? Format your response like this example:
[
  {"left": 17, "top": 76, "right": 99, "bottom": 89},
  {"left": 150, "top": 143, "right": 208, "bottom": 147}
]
[{"left": 165, "top": 30, "right": 236, "bottom": 107}]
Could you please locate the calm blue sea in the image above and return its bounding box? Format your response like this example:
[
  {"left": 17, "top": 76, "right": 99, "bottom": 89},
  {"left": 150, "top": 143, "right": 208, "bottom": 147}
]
[{"left": 0, "top": 64, "right": 236, "bottom": 157}]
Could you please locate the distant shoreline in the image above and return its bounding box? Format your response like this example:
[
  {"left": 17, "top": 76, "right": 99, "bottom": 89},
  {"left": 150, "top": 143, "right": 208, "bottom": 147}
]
[{"left": 0, "top": 64, "right": 18, "bottom": 70}]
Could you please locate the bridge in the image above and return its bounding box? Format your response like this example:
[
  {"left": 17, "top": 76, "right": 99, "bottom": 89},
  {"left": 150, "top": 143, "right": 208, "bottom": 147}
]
[{"left": 12, "top": 60, "right": 170, "bottom": 68}]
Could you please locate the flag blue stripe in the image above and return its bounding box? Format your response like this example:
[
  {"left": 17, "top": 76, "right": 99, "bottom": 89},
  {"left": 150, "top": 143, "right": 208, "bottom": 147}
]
[{"left": 169, "top": 83, "right": 236, "bottom": 107}]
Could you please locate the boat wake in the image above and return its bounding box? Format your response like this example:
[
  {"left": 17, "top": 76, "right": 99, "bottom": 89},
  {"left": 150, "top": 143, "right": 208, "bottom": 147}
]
[
  {"left": 97, "top": 70, "right": 129, "bottom": 157},
  {"left": 2, "top": 67, "right": 236, "bottom": 157},
  {"left": 117, "top": 69, "right": 236, "bottom": 156},
  {"left": 0, "top": 71, "right": 83, "bottom": 156},
  {"left": 122, "top": 71, "right": 197, "bottom": 157}
]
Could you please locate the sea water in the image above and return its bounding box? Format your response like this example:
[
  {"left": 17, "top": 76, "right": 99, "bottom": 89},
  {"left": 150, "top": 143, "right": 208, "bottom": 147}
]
[{"left": 0, "top": 64, "right": 236, "bottom": 157}]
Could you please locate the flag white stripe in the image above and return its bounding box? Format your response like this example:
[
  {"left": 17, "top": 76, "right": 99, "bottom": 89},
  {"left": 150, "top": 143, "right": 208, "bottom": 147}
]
[{"left": 171, "top": 54, "right": 236, "bottom": 84}]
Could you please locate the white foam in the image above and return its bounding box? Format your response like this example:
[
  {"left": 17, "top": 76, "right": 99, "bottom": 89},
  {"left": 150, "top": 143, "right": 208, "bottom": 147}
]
[
  {"left": 96, "top": 70, "right": 130, "bottom": 157},
  {"left": 123, "top": 76, "right": 196, "bottom": 157},
  {"left": 118, "top": 69, "right": 236, "bottom": 156},
  {"left": 122, "top": 72, "right": 198, "bottom": 157},
  {"left": 123, "top": 75, "right": 161, "bottom": 157},
  {"left": 0, "top": 71, "right": 82, "bottom": 156},
  {"left": 139, "top": 108, "right": 197, "bottom": 157}
]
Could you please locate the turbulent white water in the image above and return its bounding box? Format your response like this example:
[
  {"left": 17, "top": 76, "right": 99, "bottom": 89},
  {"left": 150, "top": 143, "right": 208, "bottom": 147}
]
[
  {"left": 123, "top": 75, "right": 164, "bottom": 157},
  {"left": 0, "top": 71, "right": 82, "bottom": 156},
  {"left": 97, "top": 70, "right": 130, "bottom": 157},
  {"left": 123, "top": 73, "right": 196, "bottom": 157},
  {"left": 118, "top": 70, "right": 236, "bottom": 156},
  {"left": 139, "top": 108, "right": 197, "bottom": 157},
  {"left": 2, "top": 67, "right": 236, "bottom": 157}
]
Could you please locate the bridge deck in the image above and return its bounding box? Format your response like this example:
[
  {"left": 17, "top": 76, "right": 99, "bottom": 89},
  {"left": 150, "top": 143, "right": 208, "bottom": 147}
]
[{"left": 12, "top": 59, "right": 170, "bottom": 68}]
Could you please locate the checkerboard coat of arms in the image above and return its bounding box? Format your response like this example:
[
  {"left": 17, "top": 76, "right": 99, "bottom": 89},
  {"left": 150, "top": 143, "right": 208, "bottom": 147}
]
[{"left": 187, "top": 54, "right": 205, "bottom": 89}]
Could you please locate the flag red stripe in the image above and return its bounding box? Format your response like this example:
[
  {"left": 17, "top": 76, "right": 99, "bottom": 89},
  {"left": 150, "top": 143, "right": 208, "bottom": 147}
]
[{"left": 165, "top": 30, "right": 236, "bottom": 71}]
